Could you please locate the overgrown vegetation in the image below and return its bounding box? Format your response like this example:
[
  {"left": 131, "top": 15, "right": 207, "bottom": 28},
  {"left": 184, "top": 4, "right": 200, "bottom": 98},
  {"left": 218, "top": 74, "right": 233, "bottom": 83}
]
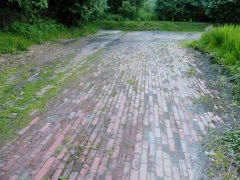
[
  {"left": 0, "top": 0, "right": 239, "bottom": 55},
  {"left": 95, "top": 21, "right": 209, "bottom": 32},
  {"left": 189, "top": 25, "right": 240, "bottom": 179},
  {"left": 156, "top": 0, "right": 240, "bottom": 22},
  {"left": 0, "top": 20, "right": 100, "bottom": 54},
  {"left": 205, "top": 127, "right": 240, "bottom": 179},
  {"left": 0, "top": 57, "right": 67, "bottom": 142},
  {"left": 0, "top": 0, "right": 240, "bottom": 178},
  {"left": 190, "top": 25, "right": 240, "bottom": 103}
]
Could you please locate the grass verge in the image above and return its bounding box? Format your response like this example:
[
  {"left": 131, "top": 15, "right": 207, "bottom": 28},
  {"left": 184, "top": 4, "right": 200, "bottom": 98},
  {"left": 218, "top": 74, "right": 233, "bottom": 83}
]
[
  {"left": 189, "top": 25, "right": 240, "bottom": 103},
  {"left": 0, "top": 20, "right": 210, "bottom": 54},
  {"left": 205, "top": 127, "right": 240, "bottom": 179},
  {"left": 94, "top": 20, "right": 210, "bottom": 32},
  {"left": 188, "top": 25, "right": 240, "bottom": 179},
  {"left": 0, "top": 19, "right": 100, "bottom": 54}
]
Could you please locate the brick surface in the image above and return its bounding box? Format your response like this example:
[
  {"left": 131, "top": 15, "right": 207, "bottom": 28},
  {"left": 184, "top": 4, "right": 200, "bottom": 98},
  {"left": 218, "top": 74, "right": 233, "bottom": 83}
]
[{"left": 0, "top": 31, "right": 222, "bottom": 180}]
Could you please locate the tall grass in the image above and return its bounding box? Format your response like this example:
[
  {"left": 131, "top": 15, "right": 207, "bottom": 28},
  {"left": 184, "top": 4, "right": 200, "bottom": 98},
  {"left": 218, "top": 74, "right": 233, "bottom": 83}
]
[
  {"left": 0, "top": 20, "right": 100, "bottom": 54},
  {"left": 195, "top": 25, "right": 240, "bottom": 65},
  {"left": 0, "top": 20, "right": 210, "bottom": 54},
  {"left": 190, "top": 25, "right": 240, "bottom": 102}
]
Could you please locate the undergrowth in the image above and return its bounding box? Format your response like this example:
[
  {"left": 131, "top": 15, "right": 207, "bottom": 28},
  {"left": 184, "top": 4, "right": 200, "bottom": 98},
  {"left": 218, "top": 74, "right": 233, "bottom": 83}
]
[
  {"left": 189, "top": 25, "right": 240, "bottom": 103},
  {"left": 0, "top": 20, "right": 210, "bottom": 54},
  {"left": 205, "top": 127, "right": 240, "bottom": 179},
  {"left": 0, "top": 19, "right": 100, "bottom": 54},
  {"left": 189, "top": 25, "right": 240, "bottom": 179},
  {"left": 94, "top": 21, "right": 210, "bottom": 32}
]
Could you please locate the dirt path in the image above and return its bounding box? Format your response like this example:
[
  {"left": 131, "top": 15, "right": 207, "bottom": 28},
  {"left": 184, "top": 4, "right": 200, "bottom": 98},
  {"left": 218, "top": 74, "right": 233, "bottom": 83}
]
[{"left": 0, "top": 31, "right": 223, "bottom": 180}]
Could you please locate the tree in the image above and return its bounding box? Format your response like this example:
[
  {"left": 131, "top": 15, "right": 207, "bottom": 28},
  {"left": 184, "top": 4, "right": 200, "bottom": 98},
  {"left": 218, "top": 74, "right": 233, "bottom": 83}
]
[
  {"left": 48, "top": 0, "right": 108, "bottom": 24},
  {"left": 156, "top": 0, "right": 201, "bottom": 21},
  {"left": 202, "top": 0, "right": 240, "bottom": 22},
  {"left": 118, "top": 1, "right": 137, "bottom": 19},
  {"left": 8, "top": 0, "right": 48, "bottom": 18}
]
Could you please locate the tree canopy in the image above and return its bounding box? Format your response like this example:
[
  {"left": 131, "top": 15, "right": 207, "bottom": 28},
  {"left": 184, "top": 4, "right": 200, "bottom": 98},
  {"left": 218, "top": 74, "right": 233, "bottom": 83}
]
[{"left": 0, "top": 0, "right": 239, "bottom": 27}]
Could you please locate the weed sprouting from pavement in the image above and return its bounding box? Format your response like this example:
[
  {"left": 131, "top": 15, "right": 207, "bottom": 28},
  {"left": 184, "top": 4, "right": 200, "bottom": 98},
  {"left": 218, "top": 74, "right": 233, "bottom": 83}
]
[
  {"left": 186, "top": 67, "right": 196, "bottom": 76},
  {"left": 64, "top": 136, "right": 71, "bottom": 144},
  {"left": 111, "top": 89, "right": 117, "bottom": 97},
  {"left": 127, "top": 79, "right": 135, "bottom": 85}
]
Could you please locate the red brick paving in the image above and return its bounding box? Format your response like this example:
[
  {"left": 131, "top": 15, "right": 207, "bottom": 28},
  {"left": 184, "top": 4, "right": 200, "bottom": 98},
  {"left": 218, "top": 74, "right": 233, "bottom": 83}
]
[{"left": 0, "top": 31, "right": 223, "bottom": 179}]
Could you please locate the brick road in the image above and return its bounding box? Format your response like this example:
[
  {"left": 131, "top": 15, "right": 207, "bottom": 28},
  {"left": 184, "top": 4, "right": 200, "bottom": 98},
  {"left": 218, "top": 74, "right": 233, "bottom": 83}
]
[{"left": 0, "top": 31, "right": 223, "bottom": 180}]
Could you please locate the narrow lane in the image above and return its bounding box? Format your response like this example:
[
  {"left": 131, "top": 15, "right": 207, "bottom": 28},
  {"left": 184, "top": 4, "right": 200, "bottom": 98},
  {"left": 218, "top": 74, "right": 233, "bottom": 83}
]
[{"left": 0, "top": 31, "right": 222, "bottom": 180}]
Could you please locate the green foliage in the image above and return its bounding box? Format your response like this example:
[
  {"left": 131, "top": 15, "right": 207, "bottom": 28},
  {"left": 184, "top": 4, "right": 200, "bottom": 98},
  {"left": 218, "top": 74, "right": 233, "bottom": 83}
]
[
  {"left": 190, "top": 25, "right": 240, "bottom": 102},
  {"left": 221, "top": 128, "right": 240, "bottom": 161},
  {"left": 48, "top": 0, "right": 108, "bottom": 24},
  {"left": 100, "top": 13, "right": 124, "bottom": 21},
  {"left": 0, "top": 32, "right": 30, "bottom": 53},
  {"left": 206, "top": 128, "right": 240, "bottom": 178},
  {"left": 155, "top": 0, "right": 240, "bottom": 22},
  {"left": 138, "top": 0, "right": 158, "bottom": 20},
  {"left": 202, "top": 0, "right": 240, "bottom": 23},
  {"left": 107, "top": 0, "right": 146, "bottom": 20},
  {"left": 156, "top": 0, "right": 201, "bottom": 21},
  {"left": 8, "top": 0, "right": 48, "bottom": 19},
  {"left": 119, "top": 1, "right": 137, "bottom": 20},
  {"left": 95, "top": 21, "right": 209, "bottom": 32},
  {"left": 0, "top": 20, "right": 100, "bottom": 54},
  {"left": 3, "top": 0, "right": 108, "bottom": 25}
]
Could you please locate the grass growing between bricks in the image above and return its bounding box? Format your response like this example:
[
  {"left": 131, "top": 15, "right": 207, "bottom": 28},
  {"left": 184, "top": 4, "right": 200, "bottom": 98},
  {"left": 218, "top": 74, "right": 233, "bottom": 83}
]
[
  {"left": 0, "top": 48, "right": 104, "bottom": 143},
  {"left": 0, "top": 56, "right": 71, "bottom": 142}
]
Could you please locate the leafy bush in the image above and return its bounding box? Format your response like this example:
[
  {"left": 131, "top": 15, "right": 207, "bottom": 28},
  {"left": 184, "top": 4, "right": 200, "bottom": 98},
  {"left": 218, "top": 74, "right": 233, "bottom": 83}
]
[
  {"left": 190, "top": 25, "right": 240, "bottom": 102},
  {"left": 202, "top": 0, "right": 240, "bottom": 23},
  {"left": 156, "top": 0, "right": 201, "bottom": 21},
  {"left": 100, "top": 13, "right": 124, "bottom": 21},
  {"left": 6, "top": 19, "right": 64, "bottom": 43},
  {"left": 48, "top": 0, "right": 108, "bottom": 24},
  {"left": 221, "top": 128, "right": 240, "bottom": 162},
  {"left": 118, "top": 1, "right": 137, "bottom": 20},
  {"left": 138, "top": 0, "right": 158, "bottom": 21}
]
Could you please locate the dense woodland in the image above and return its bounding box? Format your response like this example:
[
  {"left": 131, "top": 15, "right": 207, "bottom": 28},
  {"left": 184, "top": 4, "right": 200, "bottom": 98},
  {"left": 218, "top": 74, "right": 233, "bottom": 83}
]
[{"left": 0, "top": 0, "right": 240, "bottom": 27}]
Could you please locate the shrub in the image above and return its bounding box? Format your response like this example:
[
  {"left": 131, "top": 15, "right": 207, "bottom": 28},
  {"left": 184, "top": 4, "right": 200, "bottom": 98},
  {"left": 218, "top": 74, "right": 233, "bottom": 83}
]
[
  {"left": 156, "top": 0, "right": 201, "bottom": 21},
  {"left": 202, "top": 0, "right": 240, "bottom": 23},
  {"left": 6, "top": 19, "right": 64, "bottom": 43},
  {"left": 100, "top": 13, "right": 124, "bottom": 21},
  {"left": 118, "top": 1, "right": 137, "bottom": 20}
]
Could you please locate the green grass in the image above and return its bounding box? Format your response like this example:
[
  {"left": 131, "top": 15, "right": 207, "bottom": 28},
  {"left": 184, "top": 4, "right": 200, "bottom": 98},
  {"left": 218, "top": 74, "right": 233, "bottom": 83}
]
[
  {"left": 189, "top": 25, "right": 240, "bottom": 102},
  {"left": 0, "top": 58, "right": 70, "bottom": 142},
  {"left": 205, "top": 127, "right": 240, "bottom": 179},
  {"left": 0, "top": 20, "right": 100, "bottom": 54},
  {"left": 0, "top": 20, "right": 210, "bottom": 54},
  {"left": 94, "top": 21, "right": 210, "bottom": 32},
  {"left": 188, "top": 25, "right": 240, "bottom": 179},
  {"left": 0, "top": 48, "right": 104, "bottom": 143}
]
